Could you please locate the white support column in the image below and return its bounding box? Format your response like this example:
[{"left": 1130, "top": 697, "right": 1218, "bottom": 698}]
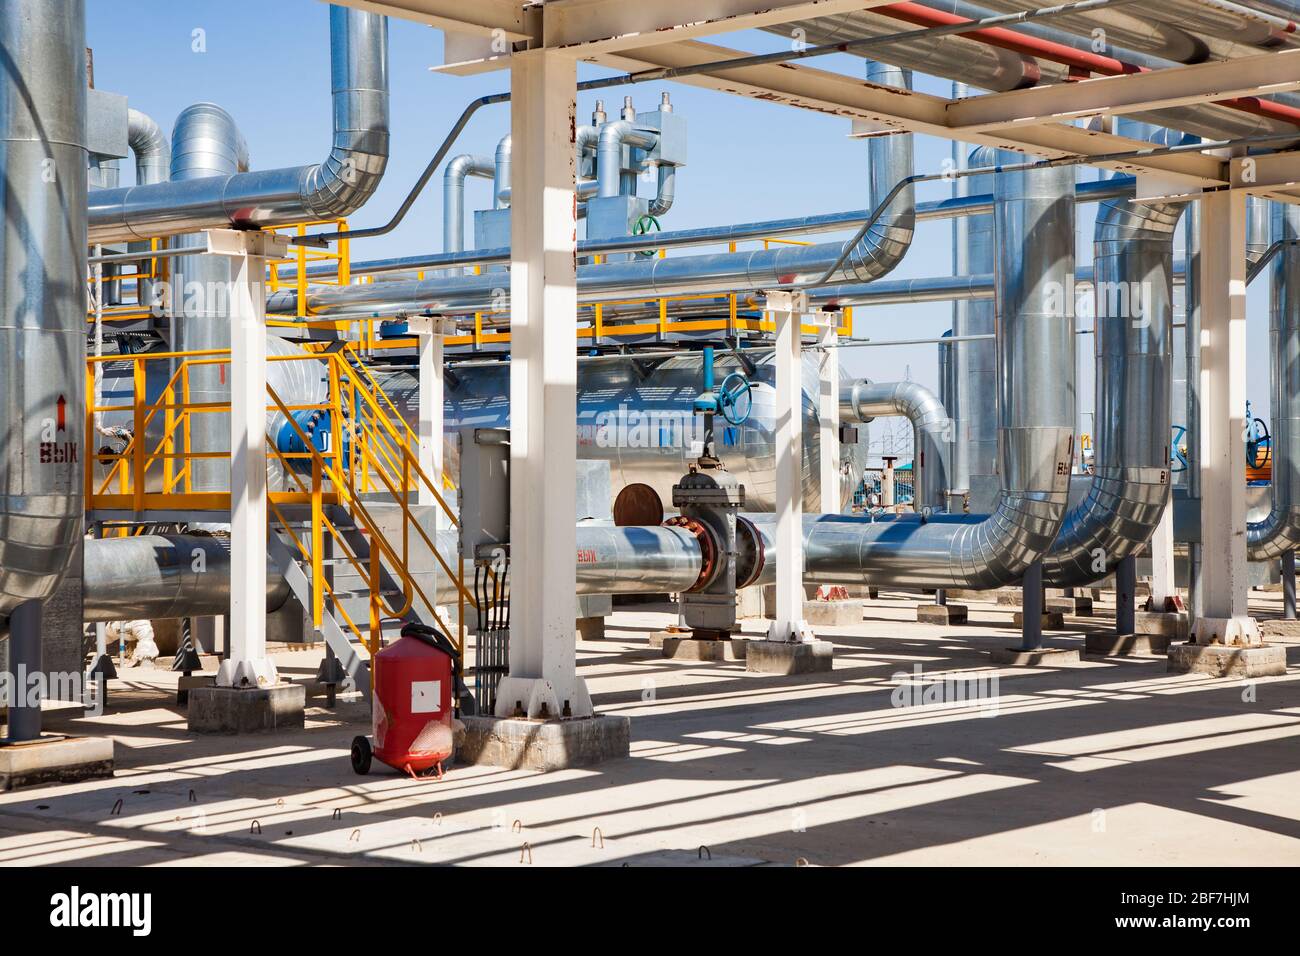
[
  {"left": 1149, "top": 504, "right": 1177, "bottom": 609},
  {"left": 408, "top": 316, "right": 455, "bottom": 515},
  {"left": 767, "top": 290, "right": 815, "bottom": 644},
  {"left": 816, "top": 313, "right": 841, "bottom": 514},
  {"left": 494, "top": 49, "right": 592, "bottom": 719},
  {"left": 206, "top": 229, "right": 289, "bottom": 688},
  {"left": 1192, "top": 190, "right": 1261, "bottom": 645}
]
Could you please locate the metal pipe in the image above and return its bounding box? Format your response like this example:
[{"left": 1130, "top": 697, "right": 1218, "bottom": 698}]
[
  {"left": 841, "top": 380, "right": 951, "bottom": 511},
  {"left": 1043, "top": 122, "right": 1186, "bottom": 585},
  {"left": 270, "top": 60, "right": 916, "bottom": 317},
  {"left": 443, "top": 154, "right": 494, "bottom": 255},
  {"left": 745, "top": 160, "right": 1077, "bottom": 589},
  {"left": 0, "top": 0, "right": 88, "bottom": 619},
  {"left": 87, "top": 5, "right": 388, "bottom": 243},
  {"left": 169, "top": 104, "right": 245, "bottom": 493},
  {"left": 574, "top": 524, "right": 705, "bottom": 594},
  {"left": 1246, "top": 200, "right": 1300, "bottom": 559},
  {"left": 82, "top": 535, "right": 290, "bottom": 622},
  {"left": 596, "top": 121, "right": 658, "bottom": 198},
  {"left": 126, "top": 108, "right": 170, "bottom": 307},
  {"left": 278, "top": 176, "right": 1129, "bottom": 282},
  {"left": 493, "top": 134, "right": 511, "bottom": 208}
]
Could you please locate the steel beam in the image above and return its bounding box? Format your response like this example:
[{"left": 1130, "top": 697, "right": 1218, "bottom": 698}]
[
  {"left": 538, "top": 0, "right": 889, "bottom": 55},
  {"left": 947, "top": 48, "right": 1300, "bottom": 134},
  {"left": 325, "top": 0, "right": 532, "bottom": 38},
  {"left": 589, "top": 40, "right": 1227, "bottom": 187}
]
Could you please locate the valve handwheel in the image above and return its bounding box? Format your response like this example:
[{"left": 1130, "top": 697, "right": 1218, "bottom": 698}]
[{"left": 717, "top": 372, "right": 753, "bottom": 426}]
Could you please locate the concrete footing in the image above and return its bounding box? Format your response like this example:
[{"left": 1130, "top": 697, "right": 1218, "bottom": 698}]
[
  {"left": 1045, "top": 596, "right": 1093, "bottom": 617},
  {"left": 188, "top": 683, "right": 305, "bottom": 734},
  {"left": 745, "top": 640, "right": 833, "bottom": 675},
  {"left": 988, "top": 646, "right": 1081, "bottom": 666},
  {"left": 917, "top": 603, "right": 968, "bottom": 625},
  {"left": 1012, "top": 610, "right": 1065, "bottom": 630},
  {"left": 1260, "top": 619, "right": 1300, "bottom": 639},
  {"left": 661, "top": 637, "right": 747, "bottom": 661},
  {"left": 458, "top": 714, "right": 630, "bottom": 771},
  {"left": 802, "top": 599, "right": 863, "bottom": 627},
  {"left": 576, "top": 616, "right": 606, "bottom": 641},
  {"left": 1085, "top": 632, "right": 1168, "bottom": 656},
  {"left": 1135, "top": 610, "right": 1190, "bottom": 642},
  {"left": 1166, "top": 643, "right": 1287, "bottom": 677},
  {"left": 0, "top": 735, "right": 114, "bottom": 791},
  {"left": 176, "top": 673, "right": 216, "bottom": 706}
]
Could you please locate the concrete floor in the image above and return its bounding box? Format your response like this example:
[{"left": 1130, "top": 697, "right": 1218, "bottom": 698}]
[{"left": 3, "top": 590, "right": 1299, "bottom": 867}]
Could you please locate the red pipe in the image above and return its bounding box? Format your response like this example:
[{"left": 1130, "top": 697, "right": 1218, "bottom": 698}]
[{"left": 878, "top": 2, "right": 1300, "bottom": 128}]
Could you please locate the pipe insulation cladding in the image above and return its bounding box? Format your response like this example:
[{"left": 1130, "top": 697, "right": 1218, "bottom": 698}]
[
  {"left": 0, "top": 0, "right": 88, "bottom": 619},
  {"left": 743, "top": 160, "right": 1077, "bottom": 590},
  {"left": 86, "top": 5, "right": 388, "bottom": 243},
  {"left": 1042, "top": 123, "right": 1187, "bottom": 585}
]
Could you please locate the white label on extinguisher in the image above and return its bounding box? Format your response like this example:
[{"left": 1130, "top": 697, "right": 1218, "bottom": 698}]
[{"left": 411, "top": 681, "right": 442, "bottom": 714}]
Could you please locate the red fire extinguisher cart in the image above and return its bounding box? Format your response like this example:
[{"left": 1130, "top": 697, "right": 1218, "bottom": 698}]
[{"left": 351, "top": 623, "right": 462, "bottom": 778}]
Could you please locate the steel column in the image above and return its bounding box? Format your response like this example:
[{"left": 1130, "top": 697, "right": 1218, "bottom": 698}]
[
  {"left": 1116, "top": 553, "right": 1137, "bottom": 636},
  {"left": 1285, "top": 550, "right": 1297, "bottom": 620},
  {"left": 493, "top": 49, "right": 591, "bottom": 719},
  {"left": 5, "top": 601, "right": 42, "bottom": 742},
  {"left": 1021, "top": 561, "right": 1044, "bottom": 651}
]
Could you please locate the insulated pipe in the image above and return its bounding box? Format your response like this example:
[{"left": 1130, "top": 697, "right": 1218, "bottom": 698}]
[
  {"left": 648, "top": 164, "right": 676, "bottom": 217},
  {"left": 1247, "top": 201, "right": 1300, "bottom": 559},
  {"left": 1042, "top": 155, "right": 1185, "bottom": 585},
  {"left": 574, "top": 524, "right": 706, "bottom": 595},
  {"left": 126, "top": 108, "right": 170, "bottom": 307},
  {"left": 746, "top": 160, "right": 1077, "bottom": 589},
  {"left": 270, "top": 61, "right": 915, "bottom": 317},
  {"left": 954, "top": 145, "right": 1013, "bottom": 497},
  {"left": 83, "top": 535, "right": 290, "bottom": 623},
  {"left": 280, "top": 176, "right": 1130, "bottom": 283},
  {"left": 81, "top": 525, "right": 704, "bottom": 621},
  {"left": 596, "top": 120, "right": 658, "bottom": 198},
  {"left": 443, "top": 154, "right": 494, "bottom": 254},
  {"left": 127, "top": 108, "right": 169, "bottom": 185},
  {"left": 841, "top": 380, "right": 951, "bottom": 511},
  {"left": 169, "top": 104, "right": 245, "bottom": 493},
  {"left": 493, "top": 134, "right": 511, "bottom": 208},
  {"left": 87, "top": 5, "right": 388, "bottom": 243},
  {"left": 0, "top": 0, "right": 88, "bottom": 619}
]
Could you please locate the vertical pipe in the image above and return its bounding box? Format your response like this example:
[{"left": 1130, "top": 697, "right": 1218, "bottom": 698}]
[{"left": 0, "top": 0, "right": 88, "bottom": 618}]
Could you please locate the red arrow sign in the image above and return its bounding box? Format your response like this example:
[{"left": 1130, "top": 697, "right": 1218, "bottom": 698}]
[{"left": 56, "top": 395, "right": 66, "bottom": 432}]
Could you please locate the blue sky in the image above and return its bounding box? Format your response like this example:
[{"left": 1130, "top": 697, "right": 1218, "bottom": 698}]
[{"left": 87, "top": 0, "right": 1277, "bottom": 443}]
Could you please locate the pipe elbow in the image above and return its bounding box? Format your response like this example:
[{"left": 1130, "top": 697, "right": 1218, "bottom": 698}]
[{"left": 127, "top": 108, "right": 170, "bottom": 184}]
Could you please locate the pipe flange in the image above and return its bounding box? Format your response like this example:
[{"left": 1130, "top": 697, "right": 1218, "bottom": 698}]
[
  {"left": 735, "top": 516, "right": 765, "bottom": 590},
  {"left": 664, "top": 516, "right": 719, "bottom": 592}
]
